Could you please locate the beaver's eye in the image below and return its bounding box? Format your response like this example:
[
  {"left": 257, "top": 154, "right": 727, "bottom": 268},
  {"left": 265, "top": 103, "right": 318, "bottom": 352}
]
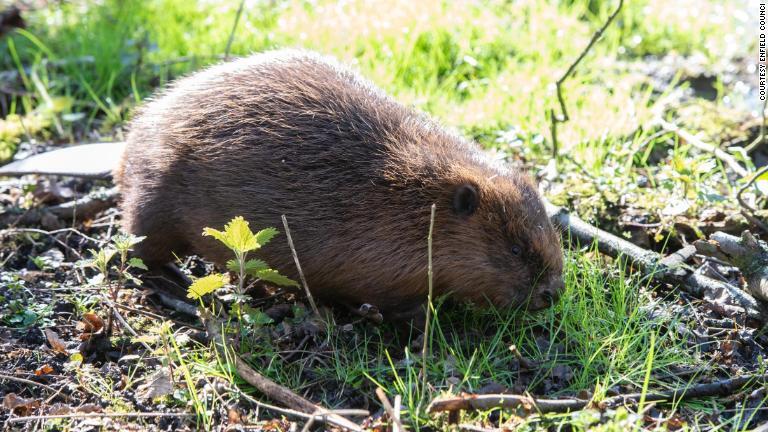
[
  {"left": 452, "top": 183, "right": 479, "bottom": 217},
  {"left": 511, "top": 245, "right": 522, "bottom": 256}
]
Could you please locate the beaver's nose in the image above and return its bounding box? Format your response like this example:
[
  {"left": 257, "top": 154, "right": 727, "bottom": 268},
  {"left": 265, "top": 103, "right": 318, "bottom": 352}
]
[{"left": 533, "top": 278, "right": 564, "bottom": 309}]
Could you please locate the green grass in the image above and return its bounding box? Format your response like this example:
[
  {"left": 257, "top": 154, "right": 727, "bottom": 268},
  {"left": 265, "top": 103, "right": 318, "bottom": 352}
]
[{"left": 0, "top": 0, "right": 760, "bottom": 430}]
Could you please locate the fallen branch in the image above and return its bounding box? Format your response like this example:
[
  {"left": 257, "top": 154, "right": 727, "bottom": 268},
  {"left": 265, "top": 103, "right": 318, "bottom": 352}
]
[
  {"left": 201, "top": 310, "right": 362, "bottom": 431},
  {"left": 428, "top": 374, "right": 768, "bottom": 416},
  {"left": 694, "top": 231, "right": 768, "bottom": 302},
  {"left": 545, "top": 202, "right": 764, "bottom": 320},
  {"left": 0, "top": 187, "right": 119, "bottom": 227}
]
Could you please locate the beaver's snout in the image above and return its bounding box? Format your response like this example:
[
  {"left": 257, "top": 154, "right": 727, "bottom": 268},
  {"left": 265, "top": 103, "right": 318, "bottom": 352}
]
[{"left": 528, "top": 276, "right": 565, "bottom": 310}]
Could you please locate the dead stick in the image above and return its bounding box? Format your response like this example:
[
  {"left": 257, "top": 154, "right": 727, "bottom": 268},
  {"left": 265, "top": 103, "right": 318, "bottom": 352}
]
[
  {"left": 428, "top": 374, "right": 768, "bottom": 415},
  {"left": 657, "top": 119, "right": 748, "bottom": 178},
  {"left": 376, "top": 388, "right": 405, "bottom": 432},
  {"left": 545, "top": 202, "right": 764, "bottom": 320},
  {"left": 281, "top": 215, "right": 320, "bottom": 318},
  {"left": 421, "top": 203, "right": 437, "bottom": 401},
  {"left": 428, "top": 393, "right": 588, "bottom": 414},
  {"left": 0, "top": 374, "right": 68, "bottom": 401},
  {"left": 202, "top": 311, "right": 361, "bottom": 431},
  {"left": 602, "top": 374, "right": 766, "bottom": 407},
  {"left": 7, "top": 412, "right": 192, "bottom": 423}
]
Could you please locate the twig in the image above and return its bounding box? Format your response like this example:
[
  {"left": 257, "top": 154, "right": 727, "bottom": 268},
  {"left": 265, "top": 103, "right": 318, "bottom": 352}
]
[
  {"left": 0, "top": 227, "right": 101, "bottom": 244},
  {"left": 1, "top": 187, "right": 119, "bottom": 227},
  {"left": 224, "top": 0, "right": 246, "bottom": 59},
  {"left": 7, "top": 412, "right": 193, "bottom": 424},
  {"left": 105, "top": 300, "right": 154, "bottom": 352},
  {"left": 202, "top": 311, "right": 361, "bottom": 431},
  {"left": 113, "top": 302, "right": 204, "bottom": 331},
  {"left": 744, "top": 97, "right": 767, "bottom": 154},
  {"left": 737, "top": 165, "right": 768, "bottom": 229},
  {"left": 549, "top": 0, "right": 624, "bottom": 157},
  {"left": 429, "top": 393, "right": 588, "bottom": 414},
  {"left": 545, "top": 202, "right": 764, "bottom": 320},
  {"left": 0, "top": 227, "right": 85, "bottom": 260},
  {"left": 281, "top": 215, "right": 320, "bottom": 318},
  {"left": 393, "top": 394, "right": 402, "bottom": 430},
  {"left": 376, "top": 388, "right": 404, "bottom": 432},
  {"left": 421, "top": 203, "right": 437, "bottom": 401},
  {"left": 238, "top": 387, "right": 368, "bottom": 423},
  {"left": 656, "top": 118, "right": 749, "bottom": 178},
  {"left": 428, "top": 374, "right": 768, "bottom": 416},
  {"left": 0, "top": 374, "right": 66, "bottom": 399}
]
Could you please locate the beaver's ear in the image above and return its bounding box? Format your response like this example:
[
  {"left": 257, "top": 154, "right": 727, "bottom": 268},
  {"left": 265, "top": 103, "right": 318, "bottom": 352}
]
[{"left": 452, "top": 183, "right": 479, "bottom": 217}]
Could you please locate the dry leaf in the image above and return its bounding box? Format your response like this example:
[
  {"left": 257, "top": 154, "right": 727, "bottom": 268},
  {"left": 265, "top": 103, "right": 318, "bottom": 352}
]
[
  {"left": 34, "top": 364, "right": 54, "bottom": 376},
  {"left": 77, "top": 313, "right": 105, "bottom": 340},
  {"left": 3, "top": 393, "right": 40, "bottom": 416},
  {"left": 44, "top": 329, "right": 67, "bottom": 353},
  {"left": 136, "top": 369, "right": 174, "bottom": 401}
]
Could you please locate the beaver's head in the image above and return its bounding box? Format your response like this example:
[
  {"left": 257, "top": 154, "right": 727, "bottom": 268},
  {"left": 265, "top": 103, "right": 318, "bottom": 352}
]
[{"left": 428, "top": 165, "right": 565, "bottom": 311}]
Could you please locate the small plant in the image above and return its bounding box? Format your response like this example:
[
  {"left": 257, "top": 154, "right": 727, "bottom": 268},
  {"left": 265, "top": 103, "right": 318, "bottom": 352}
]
[
  {"left": 81, "top": 233, "right": 147, "bottom": 337},
  {"left": 187, "top": 216, "right": 297, "bottom": 318}
]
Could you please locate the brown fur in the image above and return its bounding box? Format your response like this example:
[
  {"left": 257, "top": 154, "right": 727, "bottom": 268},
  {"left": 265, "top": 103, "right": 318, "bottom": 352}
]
[{"left": 117, "top": 49, "right": 564, "bottom": 312}]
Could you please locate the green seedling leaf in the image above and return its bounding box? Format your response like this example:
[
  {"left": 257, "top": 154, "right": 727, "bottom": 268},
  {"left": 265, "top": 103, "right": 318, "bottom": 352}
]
[
  {"left": 241, "top": 304, "right": 274, "bottom": 326},
  {"left": 227, "top": 258, "right": 269, "bottom": 275},
  {"left": 255, "top": 269, "right": 298, "bottom": 287},
  {"left": 128, "top": 257, "right": 148, "bottom": 271},
  {"left": 187, "top": 274, "right": 228, "bottom": 299},
  {"left": 203, "top": 216, "right": 261, "bottom": 253},
  {"left": 254, "top": 227, "right": 278, "bottom": 247},
  {"left": 111, "top": 234, "right": 146, "bottom": 252}
]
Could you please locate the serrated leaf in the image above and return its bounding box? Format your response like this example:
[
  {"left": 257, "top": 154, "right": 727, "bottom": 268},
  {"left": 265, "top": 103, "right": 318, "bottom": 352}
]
[
  {"left": 187, "top": 274, "right": 228, "bottom": 300},
  {"left": 228, "top": 258, "right": 269, "bottom": 275},
  {"left": 128, "top": 257, "right": 148, "bottom": 270},
  {"left": 255, "top": 269, "right": 298, "bottom": 287},
  {"left": 111, "top": 234, "right": 146, "bottom": 251},
  {"left": 203, "top": 216, "right": 262, "bottom": 253},
  {"left": 254, "top": 227, "right": 278, "bottom": 248}
]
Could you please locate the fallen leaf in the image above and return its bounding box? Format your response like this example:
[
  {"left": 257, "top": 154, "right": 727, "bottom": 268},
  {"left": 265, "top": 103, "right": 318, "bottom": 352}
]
[
  {"left": 136, "top": 369, "right": 174, "bottom": 401},
  {"left": 44, "top": 329, "right": 67, "bottom": 354},
  {"left": 3, "top": 393, "right": 40, "bottom": 416},
  {"left": 34, "top": 364, "right": 54, "bottom": 376},
  {"left": 77, "top": 312, "right": 105, "bottom": 340}
]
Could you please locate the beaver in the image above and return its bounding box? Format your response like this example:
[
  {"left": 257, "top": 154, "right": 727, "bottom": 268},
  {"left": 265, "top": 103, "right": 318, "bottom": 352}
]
[{"left": 116, "top": 49, "right": 564, "bottom": 313}]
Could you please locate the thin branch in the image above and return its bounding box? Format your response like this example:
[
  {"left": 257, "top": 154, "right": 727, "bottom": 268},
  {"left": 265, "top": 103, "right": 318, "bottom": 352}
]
[
  {"left": 549, "top": 0, "right": 624, "bottom": 157},
  {"left": 281, "top": 215, "right": 320, "bottom": 318},
  {"left": 421, "top": 203, "right": 437, "bottom": 401},
  {"left": 224, "top": 0, "right": 246, "bottom": 59},
  {"left": 428, "top": 374, "right": 768, "bottom": 416},
  {"left": 737, "top": 164, "right": 768, "bottom": 211},
  {"left": 376, "top": 388, "right": 404, "bottom": 432},
  {"left": 0, "top": 374, "right": 65, "bottom": 399},
  {"left": 745, "top": 96, "right": 767, "bottom": 154},
  {"left": 7, "top": 412, "right": 193, "bottom": 424},
  {"left": 657, "top": 118, "right": 749, "bottom": 178}
]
